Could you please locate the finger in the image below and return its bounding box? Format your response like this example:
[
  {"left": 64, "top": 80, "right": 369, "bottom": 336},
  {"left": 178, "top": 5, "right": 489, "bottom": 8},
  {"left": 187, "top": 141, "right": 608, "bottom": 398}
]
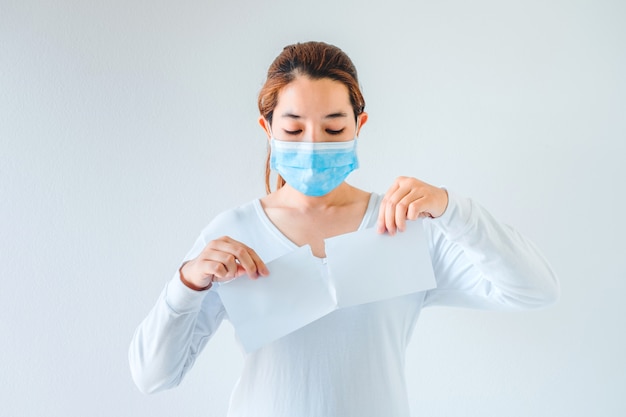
[
  {"left": 247, "top": 248, "right": 270, "bottom": 277},
  {"left": 230, "top": 245, "right": 269, "bottom": 280},
  {"left": 384, "top": 196, "right": 398, "bottom": 235},
  {"left": 393, "top": 189, "right": 423, "bottom": 231},
  {"left": 204, "top": 237, "right": 268, "bottom": 280},
  {"left": 385, "top": 184, "right": 414, "bottom": 234},
  {"left": 394, "top": 200, "right": 407, "bottom": 232},
  {"left": 376, "top": 203, "right": 388, "bottom": 234},
  {"left": 201, "top": 249, "right": 239, "bottom": 280},
  {"left": 201, "top": 238, "right": 247, "bottom": 279},
  {"left": 377, "top": 183, "right": 399, "bottom": 233},
  {"left": 406, "top": 194, "right": 427, "bottom": 221}
]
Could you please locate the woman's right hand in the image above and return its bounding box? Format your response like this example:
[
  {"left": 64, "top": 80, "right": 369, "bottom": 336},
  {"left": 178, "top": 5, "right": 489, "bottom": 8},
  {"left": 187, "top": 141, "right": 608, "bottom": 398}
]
[{"left": 179, "top": 236, "right": 269, "bottom": 291}]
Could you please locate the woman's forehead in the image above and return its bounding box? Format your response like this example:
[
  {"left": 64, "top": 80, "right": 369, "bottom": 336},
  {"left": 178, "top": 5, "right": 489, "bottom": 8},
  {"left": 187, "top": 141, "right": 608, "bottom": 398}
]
[{"left": 275, "top": 76, "right": 352, "bottom": 117}]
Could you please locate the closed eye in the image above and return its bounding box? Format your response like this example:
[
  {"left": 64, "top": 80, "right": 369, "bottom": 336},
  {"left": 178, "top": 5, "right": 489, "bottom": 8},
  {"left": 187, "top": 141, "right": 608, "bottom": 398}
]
[
  {"left": 284, "top": 129, "right": 302, "bottom": 135},
  {"left": 326, "top": 128, "right": 345, "bottom": 135}
]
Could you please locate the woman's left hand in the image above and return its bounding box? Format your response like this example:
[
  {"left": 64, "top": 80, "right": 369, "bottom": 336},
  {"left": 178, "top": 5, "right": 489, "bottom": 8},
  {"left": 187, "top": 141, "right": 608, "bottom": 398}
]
[{"left": 377, "top": 176, "right": 449, "bottom": 235}]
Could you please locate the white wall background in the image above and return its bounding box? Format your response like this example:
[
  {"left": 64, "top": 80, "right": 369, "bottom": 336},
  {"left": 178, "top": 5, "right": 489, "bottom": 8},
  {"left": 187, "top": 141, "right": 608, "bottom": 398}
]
[{"left": 2, "top": 0, "right": 624, "bottom": 416}]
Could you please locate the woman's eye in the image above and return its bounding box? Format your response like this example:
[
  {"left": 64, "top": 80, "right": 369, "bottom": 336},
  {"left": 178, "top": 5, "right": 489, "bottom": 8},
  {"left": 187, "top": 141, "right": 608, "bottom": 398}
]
[
  {"left": 284, "top": 129, "right": 302, "bottom": 135},
  {"left": 326, "top": 128, "right": 345, "bottom": 135}
]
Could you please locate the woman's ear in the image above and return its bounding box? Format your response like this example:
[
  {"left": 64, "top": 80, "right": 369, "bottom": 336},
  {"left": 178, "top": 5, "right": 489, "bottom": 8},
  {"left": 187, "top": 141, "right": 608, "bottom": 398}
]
[
  {"left": 356, "top": 112, "right": 368, "bottom": 137},
  {"left": 258, "top": 116, "right": 271, "bottom": 140}
]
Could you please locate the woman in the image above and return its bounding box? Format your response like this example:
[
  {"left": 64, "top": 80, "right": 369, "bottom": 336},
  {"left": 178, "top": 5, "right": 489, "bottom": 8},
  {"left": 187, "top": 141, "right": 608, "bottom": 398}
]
[{"left": 129, "top": 41, "right": 559, "bottom": 416}]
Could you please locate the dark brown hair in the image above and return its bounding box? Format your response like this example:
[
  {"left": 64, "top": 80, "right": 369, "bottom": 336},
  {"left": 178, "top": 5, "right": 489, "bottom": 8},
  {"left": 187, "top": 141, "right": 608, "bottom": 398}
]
[{"left": 258, "top": 41, "right": 366, "bottom": 194}]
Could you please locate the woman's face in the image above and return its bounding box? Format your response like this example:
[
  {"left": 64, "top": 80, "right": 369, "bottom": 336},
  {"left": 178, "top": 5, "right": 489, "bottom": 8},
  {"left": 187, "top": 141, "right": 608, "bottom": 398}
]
[{"left": 261, "top": 75, "right": 367, "bottom": 142}]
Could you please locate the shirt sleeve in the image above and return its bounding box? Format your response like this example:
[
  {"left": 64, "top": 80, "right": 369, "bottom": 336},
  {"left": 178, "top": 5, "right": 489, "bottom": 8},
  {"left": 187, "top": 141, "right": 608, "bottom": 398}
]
[
  {"left": 423, "top": 191, "right": 560, "bottom": 310},
  {"left": 128, "top": 233, "right": 227, "bottom": 394}
]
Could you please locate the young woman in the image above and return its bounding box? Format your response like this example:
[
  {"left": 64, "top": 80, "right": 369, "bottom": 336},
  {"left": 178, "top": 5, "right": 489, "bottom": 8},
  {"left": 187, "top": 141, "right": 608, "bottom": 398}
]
[{"left": 129, "top": 41, "right": 559, "bottom": 416}]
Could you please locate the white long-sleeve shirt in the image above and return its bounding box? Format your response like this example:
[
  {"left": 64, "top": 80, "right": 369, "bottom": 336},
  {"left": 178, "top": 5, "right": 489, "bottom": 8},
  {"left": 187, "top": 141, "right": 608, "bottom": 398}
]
[{"left": 129, "top": 191, "right": 559, "bottom": 417}]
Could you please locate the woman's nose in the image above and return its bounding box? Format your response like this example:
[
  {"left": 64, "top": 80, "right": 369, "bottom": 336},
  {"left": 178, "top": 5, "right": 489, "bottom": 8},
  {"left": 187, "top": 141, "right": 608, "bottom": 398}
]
[{"left": 302, "top": 126, "right": 322, "bottom": 142}]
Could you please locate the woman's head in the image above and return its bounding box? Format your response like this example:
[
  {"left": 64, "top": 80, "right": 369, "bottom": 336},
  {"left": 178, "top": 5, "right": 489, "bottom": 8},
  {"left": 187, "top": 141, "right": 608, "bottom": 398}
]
[
  {"left": 258, "top": 41, "right": 365, "bottom": 125},
  {"left": 258, "top": 41, "right": 367, "bottom": 193}
]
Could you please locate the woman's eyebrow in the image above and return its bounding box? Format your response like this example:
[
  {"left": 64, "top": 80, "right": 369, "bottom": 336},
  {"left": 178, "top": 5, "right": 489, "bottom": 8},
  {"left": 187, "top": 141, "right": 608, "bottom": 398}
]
[
  {"left": 280, "top": 112, "right": 348, "bottom": 119},
  {"left": 325, "top": 112, "right": 348, "bottom": 119}
]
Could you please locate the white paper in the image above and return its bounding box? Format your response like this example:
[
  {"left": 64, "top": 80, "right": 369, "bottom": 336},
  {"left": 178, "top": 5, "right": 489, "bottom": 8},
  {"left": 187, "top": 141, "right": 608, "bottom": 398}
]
[
  {"left": 216, "top": 245, "right": 336, "bottom": 352},
  {"left": 325, "top": 220, "right": 436, "bottom": 308},
  {"left": 216, "top": 220, "right": 436, "bottom": 352}
]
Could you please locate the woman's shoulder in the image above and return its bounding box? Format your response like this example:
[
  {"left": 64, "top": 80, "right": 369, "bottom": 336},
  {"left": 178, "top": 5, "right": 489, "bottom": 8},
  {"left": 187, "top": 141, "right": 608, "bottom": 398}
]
[{"left": 198, "top": 199, "right": 264, "bottom": 238}]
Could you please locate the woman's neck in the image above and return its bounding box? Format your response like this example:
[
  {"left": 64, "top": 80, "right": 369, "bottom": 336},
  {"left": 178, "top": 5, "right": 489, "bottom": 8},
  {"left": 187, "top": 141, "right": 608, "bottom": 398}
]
[{"left": 265, "top": 182, "right": 365, "bottom": 211}]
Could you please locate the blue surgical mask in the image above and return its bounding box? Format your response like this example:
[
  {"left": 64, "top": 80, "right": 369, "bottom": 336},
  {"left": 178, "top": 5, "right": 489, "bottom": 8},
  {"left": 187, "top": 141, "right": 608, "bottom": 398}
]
[{"left": 269, "top": 137, "right": 359, "bottom": 197}]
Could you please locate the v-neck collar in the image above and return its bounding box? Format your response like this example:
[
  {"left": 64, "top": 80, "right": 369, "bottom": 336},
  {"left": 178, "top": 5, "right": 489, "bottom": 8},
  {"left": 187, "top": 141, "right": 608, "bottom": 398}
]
[{"left": 252, "top": 193, "right": 380, "bottom": 253}]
